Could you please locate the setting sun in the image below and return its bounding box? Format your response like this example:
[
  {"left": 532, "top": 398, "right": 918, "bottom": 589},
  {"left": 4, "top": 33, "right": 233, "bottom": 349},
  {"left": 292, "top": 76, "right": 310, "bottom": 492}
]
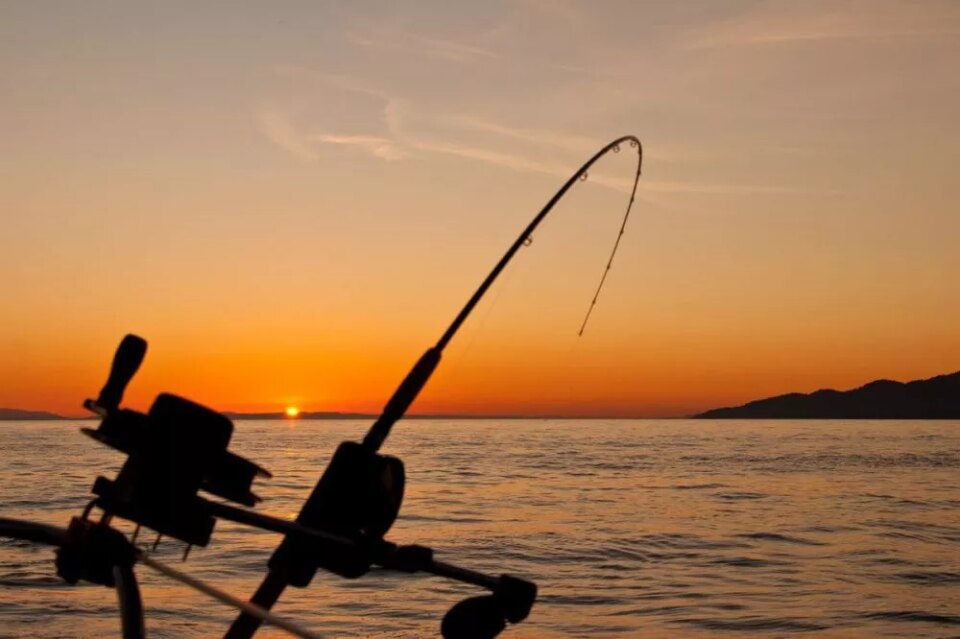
[{"left": 285, "top": 406, "right": 300, "bottom": 418}]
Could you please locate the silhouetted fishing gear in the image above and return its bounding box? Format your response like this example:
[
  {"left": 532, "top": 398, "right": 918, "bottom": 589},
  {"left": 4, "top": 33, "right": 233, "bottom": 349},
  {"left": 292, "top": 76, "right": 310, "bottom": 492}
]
[
  {"left": 0, "top": 135, "right": 642, "bottom": 639},
  {"left": 229, "top": 135, "right": 642, "bottom": 638},
  {"left": 1, "top": 334, "right": 539, "bottom": 638}
]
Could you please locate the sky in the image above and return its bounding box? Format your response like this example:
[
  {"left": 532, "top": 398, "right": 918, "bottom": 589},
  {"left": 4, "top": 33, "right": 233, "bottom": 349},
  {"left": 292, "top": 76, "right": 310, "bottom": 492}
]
[{"left": 2, "top": 0, "right": 959, "bottom": 417}]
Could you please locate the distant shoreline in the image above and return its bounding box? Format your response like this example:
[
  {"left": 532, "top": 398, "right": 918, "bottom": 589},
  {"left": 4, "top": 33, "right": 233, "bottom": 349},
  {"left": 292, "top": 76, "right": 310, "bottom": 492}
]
[{"left": 6, "top": 369, "right": 959, "bottom": 421}]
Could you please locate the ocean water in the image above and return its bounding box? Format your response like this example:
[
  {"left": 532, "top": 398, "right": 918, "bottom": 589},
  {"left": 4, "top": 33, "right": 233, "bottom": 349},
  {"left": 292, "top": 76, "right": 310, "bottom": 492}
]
[{"left": 0, "top": 419, "right": 958, "bottom": 638}]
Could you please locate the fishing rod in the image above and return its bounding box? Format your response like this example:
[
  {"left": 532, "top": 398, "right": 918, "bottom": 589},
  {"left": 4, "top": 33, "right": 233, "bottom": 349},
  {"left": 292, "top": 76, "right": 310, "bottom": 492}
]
[
  {"left": 0, "top": 135, "right": 642, "bottom": 639},
  {"left": 363, "top": 135, "right": 642, "bottom": 452},
  {"left": 228, "top": 135, "right": 643, "bottom": 638}
]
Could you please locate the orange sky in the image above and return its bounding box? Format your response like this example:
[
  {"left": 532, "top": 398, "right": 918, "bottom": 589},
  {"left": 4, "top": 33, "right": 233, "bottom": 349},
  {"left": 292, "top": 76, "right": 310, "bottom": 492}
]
[{"left": 2, "top": 1, "right": 959, "bottom": 417}]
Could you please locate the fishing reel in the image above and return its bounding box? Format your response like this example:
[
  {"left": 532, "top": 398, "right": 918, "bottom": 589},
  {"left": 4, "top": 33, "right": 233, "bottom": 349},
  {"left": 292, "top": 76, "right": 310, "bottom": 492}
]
[
  {"left": 80, "top": 335, "right": 270, "bottom": 548},
  {"left": 268, "top": 439, "right": 405, "bottom": 582},
  {"left": 264, "top": 352, "right": 441, "bottom": 583}
]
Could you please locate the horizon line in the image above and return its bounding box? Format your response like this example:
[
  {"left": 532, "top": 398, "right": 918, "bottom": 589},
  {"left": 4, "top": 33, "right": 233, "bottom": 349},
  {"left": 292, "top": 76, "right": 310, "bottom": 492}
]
[{"left": 0, "top": 410, "right": 694, "bottom": 421}]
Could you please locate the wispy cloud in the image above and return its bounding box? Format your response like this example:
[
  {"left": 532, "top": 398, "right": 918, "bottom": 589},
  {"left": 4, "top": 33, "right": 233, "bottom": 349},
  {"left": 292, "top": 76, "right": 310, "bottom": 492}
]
[
  {"left": 416, "top": 137, "right": 574, "bottom": 177},
  {"left": 259, "top": 94, "right": 596, "bottom": 184},
  {"left": 260, "top": 87, "right": 790, "bottom": 199},
  {"left": 686, "top": 1, "right": 960, "bottom": 49},
  {"left": 345, "top": 17, "right": 610, "bottom": 78},
  {"left": 258, "top": 108, "right": 318, "bottom": 161},
  {"left": 346, "top": 28, "right": 501, "bottom": 63},
  {"left": 258, "top": 108, "right": 408, "bottom": 162},
  {"left": 273, "top": 66, "right": 389, "bottom": 100},
  {"left": 691, "top": 24, "right": 960, "bottom": 49},
  {"left": 447, "top": 115, "right": 598, "bottom": 153},
  {"left": 311, "top": 133, "right": 408, "bottom": 161},
  {"left": 384, "top": 99, "right": 582, "bottom": 181},
  {"left": 641, "top": 180, "right": 809, "bottom": 195}
]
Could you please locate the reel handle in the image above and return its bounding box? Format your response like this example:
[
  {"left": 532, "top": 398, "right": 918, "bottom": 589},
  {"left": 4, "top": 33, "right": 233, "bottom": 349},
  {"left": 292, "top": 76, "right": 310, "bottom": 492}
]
[{"left": 89, "top": 334, "right": 147, "bottom": 413}]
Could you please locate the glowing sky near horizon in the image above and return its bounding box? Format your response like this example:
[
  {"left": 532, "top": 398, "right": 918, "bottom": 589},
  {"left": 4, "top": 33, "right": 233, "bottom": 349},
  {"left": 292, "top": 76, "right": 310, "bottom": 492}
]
[{"left": 2, "top": 1, "right": 958, "bottom": 417}]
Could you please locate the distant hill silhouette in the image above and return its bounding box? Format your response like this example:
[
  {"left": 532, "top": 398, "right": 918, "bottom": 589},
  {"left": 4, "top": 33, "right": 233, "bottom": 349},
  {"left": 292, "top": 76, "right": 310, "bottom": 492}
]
[
  {"left": 0, "top": 408, "right": 66, "bottom": 420},
  {"left": 223, "top": 412, "right": 540, "bottom": 420},
  {"left": 224, "top": 411, "right": 374, "bottom": 420},
  {"left": 697, "top": 371, "right": 960, "bottom": 419}
]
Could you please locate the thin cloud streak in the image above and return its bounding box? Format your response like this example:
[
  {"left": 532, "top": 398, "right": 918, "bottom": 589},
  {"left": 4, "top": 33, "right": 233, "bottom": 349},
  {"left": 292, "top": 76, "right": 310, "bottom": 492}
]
[
  {"left": 690, "top": 25, "right": 960, "bottom": 49},
  {"left": 273, "top": 66, "right": 390, "bottom": 100},
  {"left": 387, "top": 102, "right": 799, "bottom": 196},
  {"left": 685, "top": 1, "right": 960, "bottom": 50},
  {"left": 346, "top": 29, "right": 501, "bottom": 63},
  {"left": 260, "top": 96, "right": 797, "bottom": 198},
  {"left": 311, "top": 133, "right": 408, "bottom": 161},
  {"left": 413, "top": 137, "right": 573, "bottom": 178},
  {"left": 384, "top": 99, "right": 585, "bottom": 182},
  {"left": 259, "top": 109, "right": 318, "bottom": 161},
  {"left": 447, "top": 115, "right": 598, "bottom": 153}
]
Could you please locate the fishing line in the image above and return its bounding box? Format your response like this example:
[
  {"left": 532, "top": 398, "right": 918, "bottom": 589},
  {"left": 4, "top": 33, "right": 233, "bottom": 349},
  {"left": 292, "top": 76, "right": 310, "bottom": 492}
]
[
  {"left": 445, "top": 240, "right": 529, "bottom": 376},
  {"left": 578, "top": 177, "right": 637, "bottom": 336},
  {"left": 139, "top": 554, "right": 326, "bottom": 639}
]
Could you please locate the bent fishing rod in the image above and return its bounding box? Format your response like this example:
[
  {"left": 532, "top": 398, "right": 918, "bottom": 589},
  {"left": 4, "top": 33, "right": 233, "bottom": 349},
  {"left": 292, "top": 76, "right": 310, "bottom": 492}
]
[
  {"left": 362, "top": 135, "right": 642, "bottom": 452},
  {"left": 227, "top": 135, "right": 643, "bottom": 638}
]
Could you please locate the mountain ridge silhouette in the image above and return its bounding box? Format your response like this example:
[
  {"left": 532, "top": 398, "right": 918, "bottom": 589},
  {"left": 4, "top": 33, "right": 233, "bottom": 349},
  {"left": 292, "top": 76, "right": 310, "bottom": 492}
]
[
  {"left": 0, "top": 408, "right": 66, "bottom": 420},
  {"left": 697, "top": 371, "right": 960, "bottom": 419}
]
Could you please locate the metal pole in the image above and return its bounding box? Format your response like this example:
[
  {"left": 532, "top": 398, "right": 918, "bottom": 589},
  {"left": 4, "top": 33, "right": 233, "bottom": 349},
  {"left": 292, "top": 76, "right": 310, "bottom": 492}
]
[{"left": 113, "top": 563, "right": 146, "bottom": 639}]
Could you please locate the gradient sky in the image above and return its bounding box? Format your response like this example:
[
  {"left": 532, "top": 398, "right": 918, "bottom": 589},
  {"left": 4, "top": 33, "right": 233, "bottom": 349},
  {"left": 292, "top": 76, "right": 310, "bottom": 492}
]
[{"left": 2, "top": 1, "right": 959, "bottom": 417}]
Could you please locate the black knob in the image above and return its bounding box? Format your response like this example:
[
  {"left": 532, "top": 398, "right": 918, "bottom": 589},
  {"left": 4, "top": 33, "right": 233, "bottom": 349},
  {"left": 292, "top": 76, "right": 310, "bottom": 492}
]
[
  {"left": 95, "top": 334, "right": 147, "bottom": 411},
  {"left": 441, "top": 596, "right": 506, "bottom": 639}
]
